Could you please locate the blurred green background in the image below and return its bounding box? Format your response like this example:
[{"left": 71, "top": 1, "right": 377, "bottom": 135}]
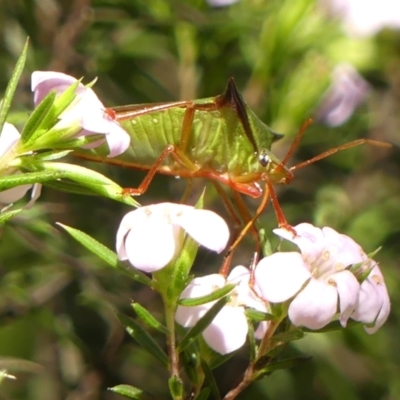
[{"left": 0, "top": 0, "right": 399, "bottom": 398}]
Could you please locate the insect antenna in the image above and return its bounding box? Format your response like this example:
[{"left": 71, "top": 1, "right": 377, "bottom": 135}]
[
  {"left": 290, "top": 138, "right": 392, "bottom": 172},
  {"left": 274, "top": 118, "right": 313, "bottom": 176}
]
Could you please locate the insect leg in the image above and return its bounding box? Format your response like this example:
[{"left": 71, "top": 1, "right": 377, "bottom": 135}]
[
  {"left": 216, "top": 186, "right": 263, "bottom": 276},
  {"left": 224, "top": 182, "right": 271, "bottom": 258}
]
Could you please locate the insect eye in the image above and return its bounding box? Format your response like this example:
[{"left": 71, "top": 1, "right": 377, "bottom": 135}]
[{"left": 258, "top": 151, "right": 271, "bottom": 167}]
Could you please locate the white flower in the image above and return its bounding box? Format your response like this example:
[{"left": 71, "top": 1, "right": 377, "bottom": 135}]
[
  {"left": 255, "top": 223, "right": 390, "bottom": 332},
  {"left": 116, "top": 203, "right": 230, "bottom": 273},
  {"left": 175, "top": 266, "right": 268, "bottom": 354},
  {"left": 324, "top": 0, "right": 400, "bottom": 37},
  {"left": 352, "top": 263, "right": 390, "bottom": 333},
  {"left": 0, "top": 122, "right": 20, "bottom": 160},
  {"left": 0, "top": 122, "right": 36, "bottom": 205},
  {"left": 31, "top": 71, "right": 130, "bottom": 157},
  {"left": 206, "top": 0, "right": 239, "bottom": 7},
  {"left": 316, "top": 64, "right": 369, "bottom": 127}
]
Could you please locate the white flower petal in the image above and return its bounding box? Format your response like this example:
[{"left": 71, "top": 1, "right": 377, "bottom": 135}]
[
  {"left": 329, "top": 270, "right": 360, "bottom": 327},
  {"left": 177, "top": 209, "right": 230, "bottom": 253},
  {"left": 274, "top": 223, "right": 325, "bottom": 264},
  {"left": 79, "top": 91, "right": 109, "bottom": 133},
  {"left": 255, "top": 252, "right": 311, "bottom": 303},
  {"left": 31, "top": 71, "right": 79, "bottom": 91},
  {"left": 104, "top": 121, "right": 131, "bottom": 157},
  {"left": 365, "top": 287, "right": 390, "bottom": 334},
  {"left": 254, "top": 320, "right": 269, "bottom": 340},
  {"left": 316, "top": 64, "right": 369, "bottom": 127},
  {"left": 175, "top": 274, "right": 225, "bottom": 327},
  {"left": 352, "top": 265, "right": 390, "bottom": 333},
  {"left": 227, "top": 265, "right": 250, "bottom": 283},
  {"left": 31, "top": 71, "right": 130, "bottom": 157},
  {"left": 327, "top": 0, "right": 400, "bottom": 37},
  {"left": 124, "top": 220, "right": 177, "bottom": 272},
  {"left": 0, "top": 184, "right": 32, "bottom": 204},
  {"left": 321, "top": 227, "right": 366, "bottom": 266},
  {"left": 227, "top": 266, "right": 267, "bottom": 312},
  {"left": 0, "top": 122, "right": 21, "bottom": 159},
  {"left": 116, "top": 209, "right": 147, "bottom": 260},
  {"left": 288, "top": 279, "right": 338, "bottom": 329},
  {"left": 202, "top": 306, "right": 248, "bottom": 354},
  {"left": 31, "top": 71, "right": 84, "bottom": 105},
  {"left": 25, "top": 183, "right": 42, "bottom": 209}
]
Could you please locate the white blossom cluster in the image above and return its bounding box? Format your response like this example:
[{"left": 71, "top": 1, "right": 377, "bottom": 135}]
[{"left": 116, "top": 203, "right": 390, "bottom": 355}]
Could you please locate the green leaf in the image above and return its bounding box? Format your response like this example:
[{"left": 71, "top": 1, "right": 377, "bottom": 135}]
[
  {"left": 108, "top": 384, "right": 144, "bottom": 399},
  {"left": 20, "top": 91, "right": 56, "bottom": 144},
  {"left": 0, "top": 170, "right": 64, "bottom": 190},
  {"left": 194, "top": 388, "right": 211, "bottom": 400},
  {"left": 208, "top": 352, "right": 235, "bottom": 370},
  {"left": 201, "top": 360, "right": 220, "bottom": 400},
  {"left": 180, "top": 348, "right": 200, "bottom": 385},
  {"left": 168, "top": 375, "right": 184, "bottom": 399},
  {"left": 168, "top": 236, "right": 198, "bottom": 299},
  {"left": 29, "top": 150, "right": 72, "bottom": 161},
  {"left": 245, "top": 308, "right": 274, "bottom": 322},
  {"left": 39, "top": 81, "right": 80, "bottom": 130},
  {"left": 247, "top": 317, "right": 257, "bottom": 361},
  {"left": 117, "top": 313, "right": 169, "bottom": 367},
  {"left": 131, "top": 303, "right": 169, "bottom": 334},
  {"left": 178, "top": 284, "right": 235, "bottom": 307},
  {"left": 43, "top": 179, "right": 113, "bottom": 196},
  {"left": 23, "top": 161, "right": 140, "bottom": 206},
  {"left": 270, "top": 328, "right": 304, "bottom": 343},
  {"left": 178, "top": 296, "right": 228, "bottom": 353},
  {"left": 0, "top": 209, "right": 23, "bottom": 224},
  {"left": 57, "top": 223, "right": 152, "bottom": 286},
  {"left": 254, "top": 356, "right": 312, "bottom": 379},
  {"left": 0, "top": 38, "right": 29, "bottom": 133}
]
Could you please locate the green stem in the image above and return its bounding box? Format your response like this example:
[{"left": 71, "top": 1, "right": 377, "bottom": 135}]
[
  {"left": 222, "top": 318, "right": 282, "bottom": 400},
  {"left": 162, "top": 293, "right": 183, "bottom": 400}
]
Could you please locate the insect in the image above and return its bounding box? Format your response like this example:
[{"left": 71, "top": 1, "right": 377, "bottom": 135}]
[{"left": 77, "top": 78, "right": 390, "bottom": 253}]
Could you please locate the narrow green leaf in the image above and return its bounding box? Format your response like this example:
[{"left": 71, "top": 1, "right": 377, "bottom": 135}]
[
  {"left": 208, "top": 352, "right": 235, "bottom": 370},
  {"left": 0, "top": 38, "right": 29, "bottom": 132},
  {"left": 178, "top": 297, "right": 228, "bottom": 353},
  {"left": 108, "top": 384, "right": 144, "bottom": 399},
  {"left": 117, "top": 313, "right": 169, "bottom": 367},
  {"left": 0, "top": 209, "right": 22, "bottom": 224},
  {"left": 254, "top": 356, "right": 312, "bottom": 379},
  {"left": 168, "top": 375, "right": 184, "bottom": 399},
  {"left": 180, "top": 348, "right": 200, "bottom": 384},
  {"left": 38, "top": 81, "right": 80, "bottom": 131},
  {"left": 30, "top": 150, "right": 72, "bottom": 161},
  {"left": 194, "top": 388, "right": 211, "bottom": 400},
  {"left": 0, "top": 170, "right": 64, "bottom": 190},
  {"left": 43, "top": 179, "right": 110, "bottom": 196},
  {"left": 131, "top": 303, "right": 168, "bottom": 334},
  {"left": 194, "top": 189, "right": 206, "bottom": 209},
  {"left": 260, "top": 229, "right": 273, "bottom": 257},
  {"left": 20, "top": 91, "right": 56, "bottom": 143},
  {"left": 201, "top": 360, "right": 220, "bottom": 400},
  {"left": 178, "top": 284, "right": 235, "bottom": 307},
  {"left": 247, "top": 318, "right": 257, "bottom": 361},
  {"left": 24, "top": 161, "right": 139, "bottom": 206},
  {"left": 57, "top": 223, "right": 152, "bottom": 286},
  {"left": 245, "top": 309, "right": 274, "bottom": 323},
  {"left": 270, "top": 328, "right": 304, "bottom": 343},
  {"left": 166, "top": 235, "right": 198, "bottom": 300}
]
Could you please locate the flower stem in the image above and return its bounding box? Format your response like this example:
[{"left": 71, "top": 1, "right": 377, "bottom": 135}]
[
  {"left": 163, "top": 294, "right": 183, "bottom": 400},
  {"left": 222, "top": 319, "right": 281, "bottom": 400}
]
